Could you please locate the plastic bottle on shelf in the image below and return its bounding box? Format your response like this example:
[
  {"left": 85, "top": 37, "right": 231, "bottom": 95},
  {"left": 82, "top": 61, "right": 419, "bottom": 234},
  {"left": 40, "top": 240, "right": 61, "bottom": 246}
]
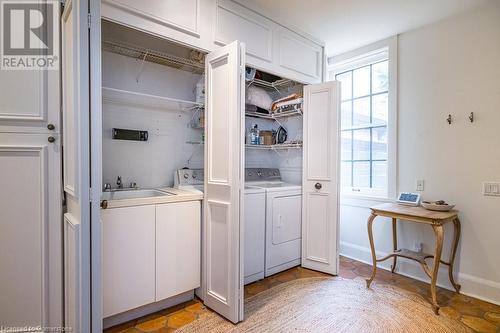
[{"left": 250, "top": 124, "right": 259, "bottom": 145}]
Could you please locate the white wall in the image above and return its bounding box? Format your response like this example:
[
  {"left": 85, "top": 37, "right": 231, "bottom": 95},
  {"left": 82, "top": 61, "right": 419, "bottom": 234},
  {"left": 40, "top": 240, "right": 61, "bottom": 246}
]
[
  {"left": 102, "top": 51, "right": 204, "bottom": 188},
  {"left": 339, "top": 1, "right": 500, "bottom": 305}
]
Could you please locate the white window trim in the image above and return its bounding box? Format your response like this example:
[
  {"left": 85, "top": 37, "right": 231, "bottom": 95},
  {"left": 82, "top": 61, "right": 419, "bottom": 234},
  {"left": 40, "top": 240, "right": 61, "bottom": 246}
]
[{"left": 328, "top": 36, "right": 398, "bottom": 201}]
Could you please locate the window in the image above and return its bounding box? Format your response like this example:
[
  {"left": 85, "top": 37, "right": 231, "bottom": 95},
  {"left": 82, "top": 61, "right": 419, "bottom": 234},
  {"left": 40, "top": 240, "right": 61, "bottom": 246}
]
[{"left": 329, "top": 38, "right": 397, "bottom": 198}]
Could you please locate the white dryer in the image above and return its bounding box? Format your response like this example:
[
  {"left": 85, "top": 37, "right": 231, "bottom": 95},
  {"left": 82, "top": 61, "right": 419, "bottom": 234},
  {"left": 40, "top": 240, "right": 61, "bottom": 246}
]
[{"left": 245, "top": 168, "right": 302, "bottom": 278}]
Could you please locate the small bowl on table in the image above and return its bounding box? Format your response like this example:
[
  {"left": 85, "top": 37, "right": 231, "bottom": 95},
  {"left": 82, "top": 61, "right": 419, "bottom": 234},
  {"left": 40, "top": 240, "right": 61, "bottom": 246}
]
[{"left": 421, "top": 200, "right": 455, "bottom": 212}]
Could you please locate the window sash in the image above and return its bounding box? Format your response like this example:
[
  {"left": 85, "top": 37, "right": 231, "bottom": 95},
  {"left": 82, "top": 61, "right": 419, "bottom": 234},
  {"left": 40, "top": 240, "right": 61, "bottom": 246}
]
[{"left": 336, "top": 59, "right": 389, "bottom": 196}]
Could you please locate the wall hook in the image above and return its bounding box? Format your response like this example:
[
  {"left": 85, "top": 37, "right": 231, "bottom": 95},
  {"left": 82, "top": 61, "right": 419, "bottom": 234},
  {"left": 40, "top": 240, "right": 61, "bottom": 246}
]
[
  {"left": 469, "top": 112, "right": 474, "bottom": 123},
  {"left": 447, "top": 114, "right": 452, "bottom": 125}
]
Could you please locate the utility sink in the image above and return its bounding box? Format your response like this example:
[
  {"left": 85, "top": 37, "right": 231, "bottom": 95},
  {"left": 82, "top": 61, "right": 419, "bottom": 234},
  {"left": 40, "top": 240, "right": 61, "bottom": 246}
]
[{"left": 101, "top": 189, "right": 174, "bottom": 201}]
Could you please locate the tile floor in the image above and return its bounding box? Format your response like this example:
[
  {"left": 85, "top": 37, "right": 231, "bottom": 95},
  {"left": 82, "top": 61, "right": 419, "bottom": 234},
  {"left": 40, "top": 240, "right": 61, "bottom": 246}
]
[{"left": 105, "top": 256, "right": 500, "bottom": 333}]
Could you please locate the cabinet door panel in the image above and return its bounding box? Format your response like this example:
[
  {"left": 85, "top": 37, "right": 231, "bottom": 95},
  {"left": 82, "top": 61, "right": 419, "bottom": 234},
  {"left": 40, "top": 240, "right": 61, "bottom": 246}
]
[
  {"left": 277, "top": 28, "right": 322, "bottom": 82},
  {"left": 0, "top": 136, "right": 61, "bottom": 327},
  {"left": 105, "top": 0, "right": 199, "bottom": 35},
  {"left": 156, "top": 201, "right": 201, "bottom": 300},
  {"left": 102, "top": 205, "right": 156, "bottom": 317},
  {"left": 215, "top": 0, "right": 272, "bottom": 63}
]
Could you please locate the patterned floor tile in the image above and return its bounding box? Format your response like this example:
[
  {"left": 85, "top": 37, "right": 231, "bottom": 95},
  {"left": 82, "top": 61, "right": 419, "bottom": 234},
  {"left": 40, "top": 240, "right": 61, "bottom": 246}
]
[{"left": 105, "top": 256, "right": 500, "bottom": 333}]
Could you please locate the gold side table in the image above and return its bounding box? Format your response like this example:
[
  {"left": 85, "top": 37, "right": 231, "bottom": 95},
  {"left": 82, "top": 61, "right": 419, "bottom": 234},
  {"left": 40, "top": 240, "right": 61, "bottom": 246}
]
[{"left": 365, "top": 203, "right": 461, "bottom": 314}]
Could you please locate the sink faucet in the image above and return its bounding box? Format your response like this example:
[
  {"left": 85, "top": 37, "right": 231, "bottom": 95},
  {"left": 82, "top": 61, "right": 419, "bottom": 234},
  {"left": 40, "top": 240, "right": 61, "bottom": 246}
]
[{"left": 116, "top": 176, "right": 123, "bottom": 189}]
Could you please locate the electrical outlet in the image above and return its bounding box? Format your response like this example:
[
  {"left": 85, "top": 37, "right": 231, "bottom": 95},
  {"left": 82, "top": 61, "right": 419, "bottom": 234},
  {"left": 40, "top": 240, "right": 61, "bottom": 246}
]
[
  {"left": 414, "top": 242, "right": 423, "bottom": 253},
  {"left": 483, "top": 182, "right": 500, "bottom": 196},
  {"left": 416, "top": 179, "right": 425, "bottom": 191}
]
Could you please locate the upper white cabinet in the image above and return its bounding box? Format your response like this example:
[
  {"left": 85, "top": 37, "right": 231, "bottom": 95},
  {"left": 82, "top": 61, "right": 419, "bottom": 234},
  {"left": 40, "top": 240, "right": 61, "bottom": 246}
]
[
  {"left": 275, "top": 27, "right": 323, "bottom": 83},
  {"left": 102, "top": 0, "right": 324, "bottom": 82},
  {"left": 102, "top": 0, "right": 216, "bottom": 51},
  {"left": 214, "top": 0, "right": 323, "bottom": 83},
  {"left": 215, "top": 0, "right": 273, "bottom": 64}
]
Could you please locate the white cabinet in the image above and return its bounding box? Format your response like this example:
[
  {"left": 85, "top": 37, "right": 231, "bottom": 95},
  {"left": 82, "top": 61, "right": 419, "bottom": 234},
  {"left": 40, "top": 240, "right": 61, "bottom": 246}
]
[
  {"left": 102, "top": 0, "right": 216, "bottom": 52},
  {"left": 215, "top": 0, "right": 324, "bottom": 84},
  {"left": 102, "top": 205, "right": 156, "bottom": 317},
  {"left": 215, "top": 0, "right": 273, "bottom": 65},
  {"left": 156, "top": 201, "right": 201, "bottom": 300},
  {"left": 102, "top": 200, "right": 201, "bottom": 317},
  {"left": 0, "top": 135, "right": 62, "bottom": 327},
  {"left": 275, "top": 27, "right": 323, "bottom": 83}
]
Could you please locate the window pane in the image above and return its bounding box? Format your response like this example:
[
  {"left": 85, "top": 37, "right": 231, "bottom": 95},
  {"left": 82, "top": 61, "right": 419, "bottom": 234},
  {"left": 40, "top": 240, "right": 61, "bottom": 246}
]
[
  {"left": 341, "top": 101, "right": 352, "bottom": 129},
  {"left": 372, "top": 93, "right": 388, "bottom": 126},
  {"left": 341, "top": 161, "right": 352, "bottom": 187},
  {"left": 372, "top": 126, "right": 388, "bottom": 160},
  {"left": 352, "top": 97, "right": 370, "bottom": 127},
  {"left": 353, "top": 162, "right": 370, "bottom": 188},
  {"left": 336, "top": 71, "right": 352, "bottom": 101},
  {"left": 341, "top": 130, "right": 352, "bottom": 161},
  {"left": 372, "top": 61, "right": 388, "bottom": 94},
  {"left": 352, "top": 66, "right": 370, "bottom": 98},
  {"left": 352, "top": 129, "right": 370, "bottom": 160},
  {"left": 372, "top": 161, "right": 387, "bottom": 189}
]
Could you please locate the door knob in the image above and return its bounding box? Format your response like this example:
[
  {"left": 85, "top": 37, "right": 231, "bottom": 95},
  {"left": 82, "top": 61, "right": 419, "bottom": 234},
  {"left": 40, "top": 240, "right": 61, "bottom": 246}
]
[
  {"left": 47, "top": 123, "right": 55, "bottom": 130},
  {"left": 48, "top": 136, "right": 56, "bottom": 143},
  {"left": 315, "top": 182, "right": 322, "bottom": 190}
]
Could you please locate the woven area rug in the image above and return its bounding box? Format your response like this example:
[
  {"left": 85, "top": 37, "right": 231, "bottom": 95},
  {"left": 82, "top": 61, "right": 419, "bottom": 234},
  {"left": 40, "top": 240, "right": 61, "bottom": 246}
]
[{"left": 177, "top": 277, "right": 471, "bottom": 333}]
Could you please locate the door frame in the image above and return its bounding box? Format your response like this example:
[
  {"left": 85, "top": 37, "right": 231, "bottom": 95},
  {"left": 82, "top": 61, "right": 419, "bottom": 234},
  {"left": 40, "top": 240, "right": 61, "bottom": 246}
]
[{"left": 89, "top": 0, "right": 103, "bottom": 331}]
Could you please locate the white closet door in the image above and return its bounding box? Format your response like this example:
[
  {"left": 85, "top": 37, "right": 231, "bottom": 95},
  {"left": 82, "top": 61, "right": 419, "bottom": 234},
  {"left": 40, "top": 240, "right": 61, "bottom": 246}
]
[
  {"left": 203, "top": 40, "right": 245, "bottom": 323},
  {"left": 61, "top": 0, "right": 94, "bottom": 331},
  {"left": 301, "top": 81, "right": 340, "bottom": 275}
]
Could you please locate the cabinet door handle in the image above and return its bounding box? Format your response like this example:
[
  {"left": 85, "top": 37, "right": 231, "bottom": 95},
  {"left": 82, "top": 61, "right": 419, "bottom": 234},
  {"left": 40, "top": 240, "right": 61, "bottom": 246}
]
[
  {"left": 48, "top": 136, "right": 56, "bottom": 143},
  {"left": 315, "top": 182, "right": 322, "bottom": 190},
  {"left": 47, "top": 123, "right": 55, "bottom": 130}
]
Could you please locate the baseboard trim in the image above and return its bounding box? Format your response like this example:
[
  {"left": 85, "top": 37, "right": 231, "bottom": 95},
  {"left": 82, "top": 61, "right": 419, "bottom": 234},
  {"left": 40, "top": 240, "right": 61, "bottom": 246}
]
[
  {"left": 340, "top": 241, "right": 500, "bottom": 306},
  {"left": 103, "top": 291, "right": 194, "bottom": 329}
]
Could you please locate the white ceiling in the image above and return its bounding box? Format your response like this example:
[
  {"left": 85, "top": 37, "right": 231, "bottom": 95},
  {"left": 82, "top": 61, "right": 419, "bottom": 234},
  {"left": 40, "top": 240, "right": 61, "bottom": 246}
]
[{"left": 236, "top": 0, "right": 492, "bottom": 56}]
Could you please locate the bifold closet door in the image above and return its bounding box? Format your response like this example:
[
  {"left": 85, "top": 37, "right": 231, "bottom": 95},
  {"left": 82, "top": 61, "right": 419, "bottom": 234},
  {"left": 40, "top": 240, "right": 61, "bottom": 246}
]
[
  {"left": 61, "top": 0, "right": 98, "bottom": 331},
  {"left": 203, "top": 40, "right": 245, "bottom": 324},
  {"left": 301, "top": 81, "right": 340, "bottom": 275}
]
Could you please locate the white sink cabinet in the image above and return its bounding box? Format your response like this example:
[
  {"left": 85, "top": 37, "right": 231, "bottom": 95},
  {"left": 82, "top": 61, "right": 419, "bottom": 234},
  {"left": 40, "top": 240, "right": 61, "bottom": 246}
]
[{"left": 102, "top": 200, "right": 201, "bottom": 318}]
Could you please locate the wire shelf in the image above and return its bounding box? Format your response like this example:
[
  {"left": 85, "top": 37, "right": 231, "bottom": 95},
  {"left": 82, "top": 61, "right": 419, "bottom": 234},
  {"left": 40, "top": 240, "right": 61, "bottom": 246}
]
[{"left": 103, "top": 39, "right": 205, "bottom": 74}]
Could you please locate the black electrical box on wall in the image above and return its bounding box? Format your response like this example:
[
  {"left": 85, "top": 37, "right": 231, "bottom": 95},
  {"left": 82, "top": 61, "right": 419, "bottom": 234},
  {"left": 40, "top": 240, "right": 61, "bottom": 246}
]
[{"left": 112, "top": 128, "right": 149, "bottom": 141}]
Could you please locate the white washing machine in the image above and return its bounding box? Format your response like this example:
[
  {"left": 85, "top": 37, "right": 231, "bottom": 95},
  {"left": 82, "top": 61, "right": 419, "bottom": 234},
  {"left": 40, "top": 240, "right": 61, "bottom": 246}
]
[{"left": 245, "top": 168, "right": 302, "bottom": 278}]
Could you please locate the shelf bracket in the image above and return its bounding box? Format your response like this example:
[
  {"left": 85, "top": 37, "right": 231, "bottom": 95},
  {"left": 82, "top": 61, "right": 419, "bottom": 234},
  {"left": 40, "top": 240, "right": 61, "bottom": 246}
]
[{"left": 135, "top": 50, "right": 149, "bottom": 83}]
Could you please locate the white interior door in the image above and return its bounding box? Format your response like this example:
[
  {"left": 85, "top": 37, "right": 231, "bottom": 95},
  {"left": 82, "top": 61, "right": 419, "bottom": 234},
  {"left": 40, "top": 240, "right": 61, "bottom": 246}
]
[
  {"left": 301, "top": 81, "right": 340, "bottom": 275},
  {"left": 203, "top": 40, "right": 245, "bottom": 323}
]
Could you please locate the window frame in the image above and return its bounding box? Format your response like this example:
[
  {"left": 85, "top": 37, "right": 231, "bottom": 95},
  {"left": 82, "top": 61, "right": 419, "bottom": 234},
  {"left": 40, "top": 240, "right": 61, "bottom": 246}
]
[{"left": 329, "top": 36, "right": 398, "bottom": 200}]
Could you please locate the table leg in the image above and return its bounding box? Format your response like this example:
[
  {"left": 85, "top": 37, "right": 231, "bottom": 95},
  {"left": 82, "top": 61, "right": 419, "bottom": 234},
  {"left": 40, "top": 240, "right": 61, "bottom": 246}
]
[
  {"left": 448, "top": 218, "right": 462, "bottom": 292},
  {"left": 431, "top": 224, "right": 444, "bottom": 315},
  {"left": 391, "top": 218, "right": 397, "bottom": 273},
  {"left": 366, "top": 213, "right": 377, "bottom": 288}
]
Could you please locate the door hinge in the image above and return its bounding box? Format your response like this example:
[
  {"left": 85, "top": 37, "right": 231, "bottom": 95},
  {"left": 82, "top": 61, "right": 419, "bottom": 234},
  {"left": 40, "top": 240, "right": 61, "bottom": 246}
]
[{"left": 87, "top": 13, "right": 91, "bottom": 29}]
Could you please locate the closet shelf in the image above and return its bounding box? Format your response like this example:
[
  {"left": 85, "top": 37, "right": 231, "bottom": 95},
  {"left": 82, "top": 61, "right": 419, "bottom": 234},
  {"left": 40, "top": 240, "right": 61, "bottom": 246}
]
[
  {"left": 102, "top": 87, "right": 204, "bottom": 111},
  {"left": 245, "top": 143, "right": 303, "bottom": 150},
  {"left": 246, "top": 78, "right": 296, "bottom": 91},
  {"left": 245, "top": 109, "right": 303, "bottom": 120},
  {"left": 102, "top": 39, "right": 205, "bottom": 74},
  {"left": 186, "top": 141, "right": 204, "bottom": 145}
]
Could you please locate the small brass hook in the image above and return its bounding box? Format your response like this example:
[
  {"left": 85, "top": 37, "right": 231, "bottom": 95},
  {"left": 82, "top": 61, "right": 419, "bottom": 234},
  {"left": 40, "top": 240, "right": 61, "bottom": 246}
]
[
  {"left": 447, "top": 114, "right": 452, "bottom": 125},
  {"left": 469, "top": 112, "right": 474, "bottom": 123}
]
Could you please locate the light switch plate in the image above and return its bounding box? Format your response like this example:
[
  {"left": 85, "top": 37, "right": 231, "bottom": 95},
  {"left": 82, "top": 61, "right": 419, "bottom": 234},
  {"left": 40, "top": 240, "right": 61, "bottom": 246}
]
[
  {"left": 483, "top": 182, "right": 500, "bottom": 196},
  {"left": 416, "top": 179, "right": 425, "bottom": 191}
]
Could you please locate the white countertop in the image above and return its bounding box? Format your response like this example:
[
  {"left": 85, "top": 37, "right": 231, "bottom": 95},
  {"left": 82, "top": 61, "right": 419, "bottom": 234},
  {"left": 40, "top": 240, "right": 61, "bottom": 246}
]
[{"left": 102, "top": 187, "right": 203, "bottom": 209}]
